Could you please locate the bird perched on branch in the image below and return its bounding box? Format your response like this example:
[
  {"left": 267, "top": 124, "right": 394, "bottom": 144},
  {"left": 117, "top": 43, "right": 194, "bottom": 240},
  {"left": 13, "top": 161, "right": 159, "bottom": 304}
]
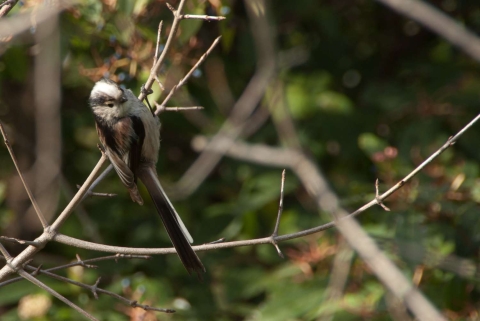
[{"left": 88, "top": 78, "right": 205, "bottom": 276}]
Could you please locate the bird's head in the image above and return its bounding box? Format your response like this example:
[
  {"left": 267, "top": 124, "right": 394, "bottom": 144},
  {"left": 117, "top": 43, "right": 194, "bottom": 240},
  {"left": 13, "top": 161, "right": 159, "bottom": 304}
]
[{"left": 89, "top": 78, "right": 130, "bottom": 119}]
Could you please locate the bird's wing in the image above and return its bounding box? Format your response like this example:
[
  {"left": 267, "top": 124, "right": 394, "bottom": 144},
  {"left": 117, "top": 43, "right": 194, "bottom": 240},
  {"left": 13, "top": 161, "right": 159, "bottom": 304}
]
[{"left": 128, "top": 116, "right": 146, "bottom": 183}]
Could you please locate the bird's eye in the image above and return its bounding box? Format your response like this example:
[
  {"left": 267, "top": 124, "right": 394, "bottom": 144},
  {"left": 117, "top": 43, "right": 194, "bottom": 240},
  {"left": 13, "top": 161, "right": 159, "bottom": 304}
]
[{"left": 107, "top": 103, "right": 114, "bottom": 108}]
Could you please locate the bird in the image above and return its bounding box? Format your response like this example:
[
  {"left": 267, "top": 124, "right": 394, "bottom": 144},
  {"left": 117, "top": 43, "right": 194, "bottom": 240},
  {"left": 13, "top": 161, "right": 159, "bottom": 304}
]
[{"left": 88, "top": 78, "right": 205, "bottom": 276}]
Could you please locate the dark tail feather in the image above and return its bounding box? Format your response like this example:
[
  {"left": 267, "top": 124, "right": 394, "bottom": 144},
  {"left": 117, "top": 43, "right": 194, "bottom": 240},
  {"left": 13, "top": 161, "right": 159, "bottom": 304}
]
[{"left": 137, "top": 166, "right": 205, "bottom": 277}]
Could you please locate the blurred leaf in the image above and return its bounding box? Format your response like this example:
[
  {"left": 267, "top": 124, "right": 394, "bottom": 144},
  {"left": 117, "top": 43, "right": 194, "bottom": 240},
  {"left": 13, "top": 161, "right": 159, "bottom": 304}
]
[{"left": 358, "top": 132, "right": 387, "bottom": 157}]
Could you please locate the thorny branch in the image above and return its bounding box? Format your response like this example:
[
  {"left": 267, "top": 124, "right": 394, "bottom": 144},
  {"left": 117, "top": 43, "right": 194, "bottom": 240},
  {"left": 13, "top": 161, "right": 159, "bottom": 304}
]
[
  {"left": 0, "top": 254, "right": 150, "bottom": 288},
  {"left": 32, "top": 112, "right": 478, "bottom": 262},
  {"left": 0, "top": 1, "right": 225, "bottom": 318},
  {"left": 3, "top": 0, "right": 480, "bottom": 320}
]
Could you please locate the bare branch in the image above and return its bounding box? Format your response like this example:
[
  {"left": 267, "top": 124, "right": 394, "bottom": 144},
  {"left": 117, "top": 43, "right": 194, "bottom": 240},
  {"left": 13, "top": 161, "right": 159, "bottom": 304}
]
[
  {"left": 0, "top": 242, "right": 12, "bottom": 260},
  {"left": 0, "top": 155, "right": 108, "bottom": 282},
  {"left": 0, "top": 122, "right": 48, "bottom": 228},
  {"left": 270, "top": 169, "right": 286, "bottom": 258},
  {"left": 376, "top": 0, "right": 480, "bottom": 62},
  {"left": 50, "top": 155, "right": 108, "bottom": 231},
  {"left": 0, "top": 0, "right": 72, "bottom": 38},
  {"left": 18, "top": 269, "right": 99, "bottom": 321},
  {"left": 0, "top": 236, "right": 41, "bottom": 247},
  {"left": 21, "top": 266, "right": 173, "bottom": 313},
  {"left": 173, "top": 0, "right": 276, "bottom": 197},
  {"left": 153, "top": 21, "right": 163, "bottom": 67},
  {"left": 155, "top": 104, "right": 204, "bottom": 113},
  {"left": 139, "top": 0, "right": 188, "bottom": 101},
  {"left": 181, "top": 14, "right": 226, "bottom": 21},
  {"left": 0, "top": 254, "right": 150, "bottom": 288},
  {"left": 375, "top": 179, "right": 390, "bottom": 211},
  {"left": 0, "top": 0, "right": 18, "bottom": 18},
  {"left": 75, "top": 254, "right": 98, "bottom": 269},
  {"left": 76, "top": 185, "right": 117, "bottom": 198},
  {"left": 156, "top": 36, "right": 222, "bottom": 113}
]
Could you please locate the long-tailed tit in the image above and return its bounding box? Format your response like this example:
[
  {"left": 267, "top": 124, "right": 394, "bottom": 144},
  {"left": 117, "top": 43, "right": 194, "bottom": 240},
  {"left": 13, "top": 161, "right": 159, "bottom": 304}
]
[{"left": 88, "top": 78, "right": 205, "bottom": 276}]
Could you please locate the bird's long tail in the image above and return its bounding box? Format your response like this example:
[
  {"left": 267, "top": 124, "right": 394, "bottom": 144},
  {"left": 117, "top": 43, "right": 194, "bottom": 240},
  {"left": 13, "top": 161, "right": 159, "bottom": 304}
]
[{"left": 137, "top": 166, "right": 205, "bottom": 277}]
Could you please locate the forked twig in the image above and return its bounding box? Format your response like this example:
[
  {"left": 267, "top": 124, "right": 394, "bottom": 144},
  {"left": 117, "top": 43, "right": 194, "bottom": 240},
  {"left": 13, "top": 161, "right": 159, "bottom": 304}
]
[
  {"left": 156, "top": 36, "right": 222, "bottom": 113},
  {"left": 18, "top": 269, "right": 98, "bottom": 321}
]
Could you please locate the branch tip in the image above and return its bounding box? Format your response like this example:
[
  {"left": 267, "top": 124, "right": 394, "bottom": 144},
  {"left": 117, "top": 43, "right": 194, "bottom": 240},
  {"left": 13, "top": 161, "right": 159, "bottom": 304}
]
[
  {"left": 0, "top": 236, "right": 41, "bottom": 247},
  {"left": 207, "top": 237, "right": 226, "bottom": 244},
  {"left": 91, "top": 277, "right": 101, "bottom": 299},
  {"left": 166, "top": 2, "right": 175, "bottom": 13},
  {"left": 76, "top": 254, "right": 98, "bottom": 269}
]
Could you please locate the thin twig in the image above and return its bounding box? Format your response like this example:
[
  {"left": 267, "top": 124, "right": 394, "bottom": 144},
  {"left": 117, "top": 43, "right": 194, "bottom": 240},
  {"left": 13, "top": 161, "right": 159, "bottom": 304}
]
[
  {"left": 76, "top": 185, "right": 117, "bottom": 198},
  {"left": 156, "top": 36, "right": 222, "bottom": 113},
  {"left": 0, "top": 0, "right": 18, "bottom": 18},
  {"left": 0, "top": 122, "right": 48, "bottom": 228},
  {"left": 375, "top": 179, "right": 390, "bottom": 211},
  {"left": 20, "top": 266, "right": 174, "bottom": 313},
  {"left": 271, "top": 169, "right": 286, "bottom": 258},
  {"left": 139, "top": 0, "right": 187, "bottom": 101},
  {"left": 375, "top": 0, "right": 480, "bottom": 62},
  {"left": 0, "top": 0, "right": 72, "bottom": 37},
  {"left": 0, "top": 242, "right": 12, "bottom": 260},
  {"left": 0, "top": 155, "right": 108, "bottom": 281},
  {"left": 273, "top": 169, "right": 286, "bottom": 237},
  {"left": 173, "top": 0, "right": 276, "bottom": 197},
  {"left": 180, "top": 14, "right": 226, "bottom": 21},
  {"left": 206, "top": 238, "right": 225, "bottom": 244},
  {"left": 18, "top": 269, "right": 99, "bottom": 321},
  {"left": 153, "top": 21, "right": 163, "bottom": 67},
  {"left": 0, "top": 236, "right": 41, "bottom": 247},
  {"left": 0, "top": 254, "right": 150, "bottom": 288},
  {"left": 50, "top": 155, "right": 108, "bottom": 231},
  {"left": 155, "top": 104, "right": 204, "bottom": 113}
]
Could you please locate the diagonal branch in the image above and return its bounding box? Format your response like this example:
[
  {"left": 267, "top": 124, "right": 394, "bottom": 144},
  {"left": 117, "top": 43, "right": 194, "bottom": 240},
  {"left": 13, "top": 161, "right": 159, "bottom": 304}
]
[
  {"left": 0, "top": 155, "right": 107, "bottom": 282},
  {"left": 19, "top": 265, "right": 174, "bottom": 313},
  {"left": 18, "top": 269, "right": 99, "bottom": 321},
  {"left": 139, "top": 0, "right": 187, "bottom": 101},
  {"left": 155, "top": 36, "right": 222, "bottom": 113},
  {"left": 0, "top": 253, "right": 150, "bottom": 288},
  {"left": 376, "top": 0, "right": 480, "bottom": 62},
  {"left": 0, "top": 0, "right": 18, "bottom": 18},
  {"left": 0, "top": 122, "right": 48, "bottom": 228}
]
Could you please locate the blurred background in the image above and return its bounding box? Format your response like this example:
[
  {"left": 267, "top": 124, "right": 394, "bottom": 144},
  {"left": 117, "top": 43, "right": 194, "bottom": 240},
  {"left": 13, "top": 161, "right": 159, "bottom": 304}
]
[{"left": 1, "top": 0, "right": 480, "bottom": 320}]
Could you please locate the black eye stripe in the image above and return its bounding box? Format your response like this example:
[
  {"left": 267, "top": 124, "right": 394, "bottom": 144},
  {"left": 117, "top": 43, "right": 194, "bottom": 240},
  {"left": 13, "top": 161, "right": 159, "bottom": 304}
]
[{"left": 89, "top": 95, "right": 117, "bottom": 107}]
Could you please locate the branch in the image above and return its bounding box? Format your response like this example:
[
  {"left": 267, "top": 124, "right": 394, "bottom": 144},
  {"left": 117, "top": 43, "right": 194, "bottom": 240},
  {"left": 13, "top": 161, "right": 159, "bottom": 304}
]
[
  {"left": 0, "top": 122, "right": 48, "bottom": 228},
  {"left": 0, "top": 155, "right": 107, "bottom": 281},
  {"left": 77, "top": 185, "right": 116, "bottom": 198},
  {"left": 0, "top": 254, "right": 150, "bottom": 288},
  {"left": 156, "top": 106, "right": 204, "bottom": 113},
  {"left": 191, "top": 113, "right": 480, "bottom": 320},
  {"left": 0, "top": 0, "right": 72, "bottom": 38},
  {"left": 0, "top": 0, "right": 18, "bottom": 18},
  {"left": 50, "top": 154, "right": 108, "bottom": 231},
  {"left": 18, "top": 269, "right": 99, "bottom": 321},
  {"left": 173, "top": 0, "right": 276, "bottom": 198},
  {"left": 375, "top": 0, "right": 480, "bottom": 62},
  {"left": 155, "top": 36, "right": 222, "bottom": 113},
  {"left": 18, "top": 264, "right": 174, "bottom": 313},
  {"left": 139, "top": 0, "right": 187, "bottom": 101},
  {"left": 180, "top": 14, "right": 226, "bottom": 21}
]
